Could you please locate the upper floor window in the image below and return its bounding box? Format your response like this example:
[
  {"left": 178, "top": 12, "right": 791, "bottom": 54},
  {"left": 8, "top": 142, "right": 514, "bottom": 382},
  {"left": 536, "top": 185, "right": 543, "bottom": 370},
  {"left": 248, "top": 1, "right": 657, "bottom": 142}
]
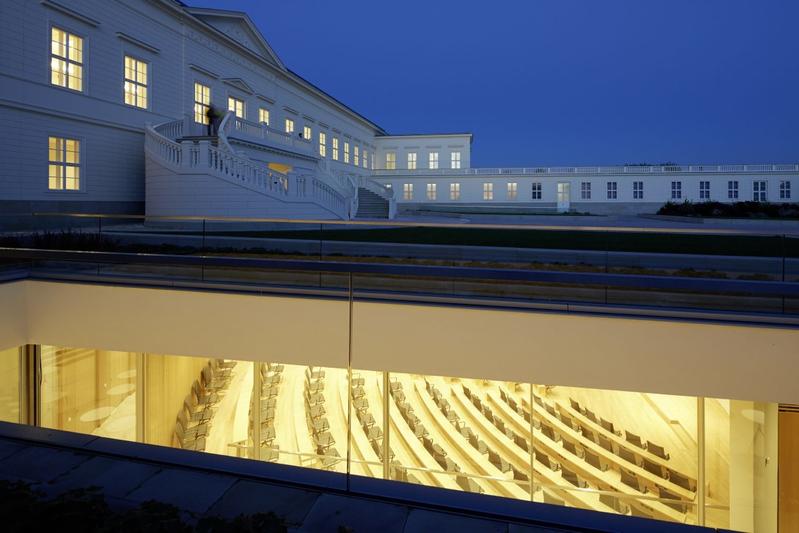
[
  {"left": 699, "top": 180, "right": 711, "bottom": 200},
  {"left": 426, "top": 183, "right": 437, "bottom": 200},
  {"left": 284, "top": 118, "right": 295, "bottom": 134},
  {"left": 671, "top": 181, "right": 682, "bottom": 200},
  {"left": 451, "top": 152, "right": 462, "bottom": 169},
  {"left": 51, "top": 27, "right": 83, "bottom": 92},
  {"left": 581, "top": 181, "right": 591, "bottom": 200},
  {"left": 385, "top": 152, "right": 396, "bottom": 170},
  {"left": 48, "top": 136, "right": 80, "bottom": 190},
  {"left": 123, "top": 56, "right": 148, "bottom": 109},
  {"left": 363, "top": 149, "right": 369, "bottom": 169},
  {"left": 407, "top": 152, "right": 417, "bottom": 170},
  {"left": 259, "top": 108, "right": 270, "bottom": 126},
  {"left": 607, "top": 181, "right": 617, "bottom": 200},
  {"left": 303, "top": 125, "right": 311, "bottom": 140},
  {"left": 332, "top": 137, "right": 339, "bottom": 161},
  {"left": 483, "top": 182, "right": 493, "bottom": 200},
  {"left": 728, "top": 180, "right": 739, "bottom": 199},
  {"left": 753, "top": 180, "right": 767, "bottom": 202},
  {"left": 532, "top": 182, "right": 542, "bottom": 200},
  {"left": 194, "top": 83, "right": 210, "bottom": 125},
  {"left": 780, "top": 180, "right": 791, "bottom": 200},
  {"left": 507, "top": 182, "right": 518, "bottom": 200},
  {"left": 344, "top": 142, "right": 350, "bottom": 164},
  {"left": 633, "top": 181, "right": 643, "bottom": 200},
  {"left": 403, "top": 183, "right": 413, "bottom": 200},
  {"left": 228, "top": 97, "right": 245, "bottom": 119},
  {"left": 354, "top": 146, "right": 360, "bottom": 166},
  {"left": 429, "top": 152, "right": 439, "bottom": 170},
  {"left": 450, "top": 183, "right": 460, "bottom": 200},
  {"left": 319, "top": 132, "right": 327, "bottom": 157}
]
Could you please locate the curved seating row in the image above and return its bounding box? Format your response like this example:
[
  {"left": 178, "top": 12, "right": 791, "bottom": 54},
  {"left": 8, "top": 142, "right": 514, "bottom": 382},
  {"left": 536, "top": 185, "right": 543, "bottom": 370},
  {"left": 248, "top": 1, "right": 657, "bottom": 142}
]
[{"left": 175, "top": 358, "right": 234, "bottom": 451}]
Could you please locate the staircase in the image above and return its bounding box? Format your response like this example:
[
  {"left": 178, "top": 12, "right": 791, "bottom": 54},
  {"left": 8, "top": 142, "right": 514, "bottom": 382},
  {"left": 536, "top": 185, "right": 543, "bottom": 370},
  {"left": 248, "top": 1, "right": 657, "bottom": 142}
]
[{"left": 356, "top": 188, "right": 389, "bottom": 218}]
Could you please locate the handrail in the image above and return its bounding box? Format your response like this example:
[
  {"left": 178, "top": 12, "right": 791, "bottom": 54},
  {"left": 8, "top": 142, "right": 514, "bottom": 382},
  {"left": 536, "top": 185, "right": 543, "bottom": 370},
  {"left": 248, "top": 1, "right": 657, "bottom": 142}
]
[{"left": 1, "top": 247, "right": 797, "bottom": 298}]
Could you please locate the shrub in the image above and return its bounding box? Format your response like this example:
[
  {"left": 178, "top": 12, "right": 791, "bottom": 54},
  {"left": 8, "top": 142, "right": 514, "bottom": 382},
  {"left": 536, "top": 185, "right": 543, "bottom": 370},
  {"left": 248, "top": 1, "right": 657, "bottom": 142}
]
[{"left": 657, "top": 201, "right": 799, "bottom": 219}]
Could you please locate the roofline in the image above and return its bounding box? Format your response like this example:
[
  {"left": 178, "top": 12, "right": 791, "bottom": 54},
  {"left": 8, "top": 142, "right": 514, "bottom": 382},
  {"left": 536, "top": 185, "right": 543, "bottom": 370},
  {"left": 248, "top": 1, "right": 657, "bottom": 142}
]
[{"left": 377, "top": 133, "right": 474, "bottom": 144}]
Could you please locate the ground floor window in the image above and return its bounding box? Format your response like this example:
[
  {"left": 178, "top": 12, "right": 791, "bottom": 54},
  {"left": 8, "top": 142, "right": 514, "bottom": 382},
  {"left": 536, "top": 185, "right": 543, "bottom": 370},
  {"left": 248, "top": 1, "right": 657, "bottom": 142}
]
[
  {"left": 48, "top": 136, "right": 80, "bottom": 190},
  {"left": 728, "top": 180, "right": 738, "bottom": 199},
  {"left": 532, "top": 182, "right": 542, "bottom": 200},
  {"left": 426, "top": 183, "right": 437, "bottom": 201},
  {"left": 581, "top": 181, "right": 591, "bottom": 200},
  {"left": 483, "top": 182, "right": 493, "bottom": 200},
  {"left": 403, "top": 183, "right": 413, "bottom": 200},
  {"left": 700, "top": 181, "right": 711, "bottom": 200},
  {"left": 607, "top": 181, "right": 617, "bottom": 200},
  {"left": 633, "top": 181, "right": 643, "bottom": 200},
  {"left": 507, "top": 182, "right": 518, "bottom": 200},
  {"left": 450, "top": 183, "right": 460, "bottom": 200},
  {"left": 671, "top": 181, "right": 682, "bottom": 200},
  {"left": 780, "top": 180, "right": 791, "bottom": 200},
  {"left": 753, "top": 180, "right": 767, "bottom": 202}
]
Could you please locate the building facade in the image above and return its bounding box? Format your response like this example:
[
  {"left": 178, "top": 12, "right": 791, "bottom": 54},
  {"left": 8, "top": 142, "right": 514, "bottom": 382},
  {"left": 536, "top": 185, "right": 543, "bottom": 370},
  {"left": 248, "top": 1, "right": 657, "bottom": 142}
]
[{"left": 0, "top": 0, "right": 796, "bottom": 220}]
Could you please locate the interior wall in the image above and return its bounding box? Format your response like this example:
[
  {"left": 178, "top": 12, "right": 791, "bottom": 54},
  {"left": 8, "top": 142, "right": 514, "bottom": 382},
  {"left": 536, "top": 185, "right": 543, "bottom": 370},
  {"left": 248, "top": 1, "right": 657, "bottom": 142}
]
[
  {"left": 779, "top": 410, "right": 799, "bottom": 533},
  {"left": 0, "top": 282, "right": 25, "bottom": 350}
]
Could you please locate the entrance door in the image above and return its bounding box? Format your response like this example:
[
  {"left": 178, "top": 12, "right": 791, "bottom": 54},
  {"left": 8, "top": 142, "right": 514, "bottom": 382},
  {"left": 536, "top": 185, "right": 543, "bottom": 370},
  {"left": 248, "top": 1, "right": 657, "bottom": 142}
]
[{"left": 557, "top": 182, "right": 571, "bottom": 212}]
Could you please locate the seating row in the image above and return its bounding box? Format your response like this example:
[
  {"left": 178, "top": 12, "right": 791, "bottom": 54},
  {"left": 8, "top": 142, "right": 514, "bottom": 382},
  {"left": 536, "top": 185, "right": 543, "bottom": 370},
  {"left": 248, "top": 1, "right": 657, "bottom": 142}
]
[{"left": 175, "top": 359, "right": 234, "bottom": 451}]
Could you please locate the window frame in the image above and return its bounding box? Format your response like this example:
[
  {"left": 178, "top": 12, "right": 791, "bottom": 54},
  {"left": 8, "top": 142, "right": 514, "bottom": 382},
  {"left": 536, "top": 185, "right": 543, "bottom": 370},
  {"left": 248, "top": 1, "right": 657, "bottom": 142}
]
[
  {"left": 332, "top": 137, "right": 339, "bottom": 161},
  {"left": 284, "top": 117, "right": 295, "bottom": 135},
  {"left": 429, "top": 152, "right": 439, "bottom": 170},
  {"left": 318, "top": 131, "right": 327, "bottom": 158},
  {"left": 122, "top": 54, "right": 149, "bottom": 110},
  {"left": 194, "top": 82, "right": 211, "bottom": 125},
  {"left": 450, "top": 182, "right": 461, "bottom": 201},
  {"left": 354, "top": 145, "right": 360, "bottom": 166},
  {"left": 581, "top": 181, "right": 591, "bottom": 200},
  {"left": 753, "top": 180, "right": 767, "bottom": 202},
  {"left": 49, "top": 25, "right": 85, "bottom": 93},
  {"left": 507, "top": 182, "right": 518, "bottom": 201},
  {"left": 344, "top": 141, "right": 350, "bottom": 164},
  {"left": 780, "top": 180, "right": 791, "bottom": 200},
  {"left": 607, "top": 181, "right": 618, "bottom": 200},
  {"left": 259, "top": 107, "right": 270, "bottom": 126},
  {"left": 47, "top": 135, "right": 83, "bottom": 192},
  {"left": 227, "top": 96, "right": 245, "bottom": 119},
  {"left": 407, "top": 152, "right": 417, "bottom": 170},
  {"left": 671, "top": 181, "right": 682, "bottom": 200},
  {"left": 403, "top": 183, "right": 413, "bottom": 200},
  {"left": 633, "top": 181, "right": 643, "bottom": 200},
  {"left": 483, "top": 182, "right": 494, "bottom": 201},
  {"left": 532, "top": 182, "right": 542, "bottom": 200},
  {"left": 426, "top": 183, "right": 437, "bottom": 201},
  {"left": 385, "top": 152, "right": 396, "bottom": 170},
  {"left": 303, "top": 125, "right": 311, "bottom": 141},
  {"left": 728, "top": 180, "right": 739, "bottom": 200},
  {"left": 699, "top": 180, "right": 711, "bottom": 200},
  {"left": 451, "top": 151, "right": 462, "bottom": 170}
]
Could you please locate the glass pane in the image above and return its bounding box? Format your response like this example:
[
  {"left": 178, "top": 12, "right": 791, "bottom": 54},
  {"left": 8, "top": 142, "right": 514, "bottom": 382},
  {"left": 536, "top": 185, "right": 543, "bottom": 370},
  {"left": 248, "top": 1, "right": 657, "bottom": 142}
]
[
  {"left": 40, "top": 346, "right": 137, "bottom": 441},
  {"left": 0, "top": 347, "right": 20, "bottom": 423},
  {"left": 349, "top": 369, "right": 386, "bottom": 479}
]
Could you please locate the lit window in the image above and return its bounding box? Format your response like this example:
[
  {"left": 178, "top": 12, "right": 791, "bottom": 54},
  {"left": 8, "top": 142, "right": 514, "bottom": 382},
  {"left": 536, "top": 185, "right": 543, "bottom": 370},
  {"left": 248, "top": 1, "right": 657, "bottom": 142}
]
[
  {"left": 633, "top": 181, "right": 643, "bottom": 200},
  {"left": 386, "top": 152, "right": 396, "bottom": 170},
  {"left": 344, "top": 142, "right": 350, "bottom": 164},
  {"left": 363, "top": 150, "right": 368, "bottom": 169},
  {"left": 284, "top": 118, "right": 295, "bottom": 134},
  {"left": 607, "top": 181, "right": 617, "bottom": 200},
  {"left": 48, "top": 137, "right": 80, "bottom": 190},
  {"left": 354, "top": 146, "right": 360, "bottom": 166},
  {"left": 319, "top": 132, "right": 327, "bottom": 157},
  {"left": 194, "top": 83, "right": 210, "bottom": 125},
  {"left": 699, "top": 180, "right": 710, "bottom": 200},
  {"left": 403, "top": 183, "right": 413, "bottom": 200},
  {"left": 429, "top": 152, "right": 439, "bottom": 170},
  {"left": 483, "top": 182, "right": 493, "bottom": 200},
  {"left": 259, "top": 108, "right": 270, "bottom": 126},
  {"left": 50, "top": 27, "right": 83, "bottom": 91},
  {"left": 228, "top": 97, "right": 245, "bottom": 118},
  {"left": 671, "top": 181, "right": 682, "bottom": 200},
  {"left": 753, "top": 180, "right": 767, "bottom": 202},
  {"left": 123, "top": 56, "right": 148, "bottom": 109},
  {"left": 332, "top": 138, "right": 339, "bottom": 161},
  {"left": 581, "top": 181, "right": 591, "bottom": 200},
  {"left": 780, "top": 180, "right": 791, "bottom": 200},
  {"left": 532, "top": 182, "right": 542, "bottom": 200},
  {"left": 407, "top": 152, "right": 417, "bottom": 170},
  {"left": 303, "top": 125, "right": 311, "bottom": 140},
  {"left": 426, "top": 183, "right": 437, "bottom": 200},
  {"left": 728, "top": 180, "right": 739, "bottom": 199},
  {"left": 451, "top": 152, "right": 462, "bottom": 169},
  {"left": 450, "top": 183, "right": 460, "bottom": 200},
  {"left": 507, "top": 182, "right": 518, "bottom": 200}
]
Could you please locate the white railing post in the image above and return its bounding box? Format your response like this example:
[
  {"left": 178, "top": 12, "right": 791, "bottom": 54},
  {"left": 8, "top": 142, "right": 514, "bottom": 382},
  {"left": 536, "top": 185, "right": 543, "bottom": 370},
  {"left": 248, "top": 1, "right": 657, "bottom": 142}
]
[
  {"left": 198, "top": 140, "right": 210, "bottom": 168},
  {"left": 180, "top": 141, "right": 193, "bottom": 168}
]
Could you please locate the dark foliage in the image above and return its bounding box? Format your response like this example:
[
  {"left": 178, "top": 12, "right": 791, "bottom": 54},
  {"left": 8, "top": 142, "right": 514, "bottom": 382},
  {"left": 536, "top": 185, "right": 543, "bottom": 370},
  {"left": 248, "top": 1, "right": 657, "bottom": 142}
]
[{"left": 658, "top": 201, "right": 799, "bottom": 219}]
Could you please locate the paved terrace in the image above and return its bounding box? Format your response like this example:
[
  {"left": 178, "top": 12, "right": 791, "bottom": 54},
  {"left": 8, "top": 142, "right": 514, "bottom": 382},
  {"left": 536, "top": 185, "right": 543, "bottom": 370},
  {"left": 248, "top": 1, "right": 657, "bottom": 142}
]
[{"left": 0, "top": 422, "right": 725, "bottom": 533}]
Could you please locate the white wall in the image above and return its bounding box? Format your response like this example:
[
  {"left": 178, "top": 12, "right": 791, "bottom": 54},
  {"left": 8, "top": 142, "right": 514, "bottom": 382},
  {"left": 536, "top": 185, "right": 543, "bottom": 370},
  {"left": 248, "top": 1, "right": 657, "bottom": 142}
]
[{"left": 374, "top": 135, "right": 472, "bottom": 172}]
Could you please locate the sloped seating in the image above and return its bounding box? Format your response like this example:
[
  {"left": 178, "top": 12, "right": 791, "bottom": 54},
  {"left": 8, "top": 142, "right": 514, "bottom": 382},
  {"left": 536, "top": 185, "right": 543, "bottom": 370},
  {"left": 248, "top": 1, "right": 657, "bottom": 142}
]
[
  {"left": 648, "top": 441, "right": 670, "bottom": 460},
  {"left": 620, "top": 468, "right": 646, "bottom": 493},
  {"left": 536, "top": 452, "right": 560, "bottom": 471},
  {"left": 667, "top": 468, "right": 697, "bottom": 492},
  {"left": 584, "top": 449, "right": 609, "bottom": 472},
  {"left": 561, "top": 466, "right": 588, "bottom": 489},
  {"left": 599, "top": 492, "right": 630, "bottom": 515},
  {"left": 456, "top": 475, "right": 484, "bottom": 494},
  {"left": 600, "top": 417, "right": 622, "bottom": 436},
  {"left": 658, "top": 487, "right": 688, "bottom": 513},
  {"left": 625, "top": 430, "right": 646, "bottom": 450}
]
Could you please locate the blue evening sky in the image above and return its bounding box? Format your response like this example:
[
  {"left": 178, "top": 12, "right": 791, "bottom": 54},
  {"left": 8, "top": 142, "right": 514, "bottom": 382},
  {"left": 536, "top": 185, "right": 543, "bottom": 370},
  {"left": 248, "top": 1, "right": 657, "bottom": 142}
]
[{"left": 187, "top": 0, "right": 799, "bottom": 167}]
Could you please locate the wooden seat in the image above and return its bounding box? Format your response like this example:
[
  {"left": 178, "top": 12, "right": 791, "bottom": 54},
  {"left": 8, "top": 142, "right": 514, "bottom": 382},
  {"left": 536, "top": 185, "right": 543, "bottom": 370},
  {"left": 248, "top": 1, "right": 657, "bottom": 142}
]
[
  {"left": 667, "top": 468, "right": 697, "bottom": 492},
  {"left": 658, "top": 487, "right": 688, "bottom": 513},
  {"left": 625, "top": 430, "right": 646, "bottom": 450},
  {"left": 600, "top": 417, "right": 621, "bottom": 436},
  {"left": 456, "top": 475, "right": 484, "bottom": 494},
  {"left": 561, "top": 466, "right": 588, "bottom": 488},
  {"left": 536, "top": 452, "right": 560, "bottom": 471},
  {"left": 620, "top": 468, "right": 645, "bottom": 493},
  {"left": 647, "top": 441, "right": 670, "bottom": 460},
  {"left": 584, "top": 449, "right": 609, "bottom": 472},
  {"left": 642, "top": 457, "right": 667, "bottom": 479}
]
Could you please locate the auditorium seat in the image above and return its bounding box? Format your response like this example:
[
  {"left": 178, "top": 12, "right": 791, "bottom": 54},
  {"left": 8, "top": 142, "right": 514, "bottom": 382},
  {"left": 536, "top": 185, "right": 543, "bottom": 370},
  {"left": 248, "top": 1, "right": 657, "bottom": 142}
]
[
  {"left": 540, "top": 422, "right": 560, "bottom": 443},
  {"left": 667, "top": 468, "right": 697, "bottom": 492},
  {"left": 597, "top": 433, "right": 615, "bottom": 454},
  {"left": 657, "top": 487, "right": 688, "bottom": 513},
  {"left": 600, "top": 417, "right": 621, "bottom": 436},
  {"left": 569, "top": 397, "right": 582, "bottom": 413},
  {"left": 561, "top": 466, "right": 588, "bottom": 488},
  {"left": 620, "top": 468, "right": 646, "bottom": 493},
  {"left": 536, "top": 452, "right": 560, "bottom": 471},
  {"left": 584, "top": 449, "right": 609, "bottom": 472},
  {"left": 599, "top": 493, "right": 630, "bottom": 515},
  {"left": 456, "top": 475, "right": 483, "bottom": 494},
  {"left": 543, "top": 491, "right": 565, "bottom": 507},
  {"left": 618, "top": 445, "right": 640, "bottom": 466},
  {"left": 643, "top": 457, "right": 667, "bottom": 479},
  {"left": 648, "top": 441, "right": 670, "bottom": 460},
  {"left": 625, "top": 430, "right": 646, "bottom": 450},
  {"left": 578, "top": 423, "right": 597, "bottom": 443},
  {"left": 562, "top": 439, "right": 584, "bottom": 459},
  {"left": 488, "top": 449, "right": 511, "bottom": 473},
  {"left": 583, "top": 407, "right": 598, "bottom": 423}
]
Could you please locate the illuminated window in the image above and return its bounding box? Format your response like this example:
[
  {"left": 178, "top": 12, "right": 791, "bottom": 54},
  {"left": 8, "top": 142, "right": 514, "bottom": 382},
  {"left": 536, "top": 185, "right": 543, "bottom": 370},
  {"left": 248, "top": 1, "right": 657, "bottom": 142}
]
[
  {"left": 284, "top": 118, "right": 295, "bottom": 134},
  {"left": 633, "top": 181, "right": 644, "bottom": 199},
  {"left": 483, "top": 182, "right": 493, "bottom": 200},
  {"left": 671, "top": 181, "right": 682, "bottom": 200},
  {"left": 403, "top": 183, "right": 413, "bottom": 200},
  {"left": 450, "top": 182, "right": 460, "bottom": 200},
  {"left": 227, "top": 97, "right": 245, "bottom": 118},
  {"left": 607, "top": 181, "right": 617, "bottom": 199},
  {"left": 451, "top": 151, "right": 462, "bottom": 169},
  {"left": 363, "top": 149, "right": 369, "bottom": 168},
  {"left": 429, "top": 152, "right": 439, "bottom": 170},
  {"left": 344, "top": 142, "right": 350, "bottom": 163},
  {"left": 507, "top": 182, "right": 518, "bottom": 200},
  {"left": 332, "top": 137, "right": 339, "bottom": 161},
  {"left": 699, "top": 180, "right": 710, "bottom": 200},
  {"left": 319, "top": 132, "right": 327, "bottom": 157},
  {"left": 581, "top": 181, "right": 591, "bottom": 200},
  {"left": 753, "top": 180, "right": 767, "bottom": 202},
  {"left": 407, "top": 152, "right": 417, "bottom": 170},
  {"left": 48, "top": 137, "right": 80, "bottom": 190},
  {"left": 303, "top": 125, "right": 311, "bottom": 140},
  {"left": 354, "top": 146, "right": 360, "bottom": 166},
  {"left": 123, "top": 56, "right": 148, "bottom": 109},
  {"left": 426, "top": 183, "right": 437, "bottom": 200},
  {"left": 780, "top": 180, "right": 791, "bottom": 200},
  {"left": 51, "top": 27, "right": 83, "bottom": 92},
  {"left": 194, "top": 83, "right": 210, "bottom": 125},
  {"left": 728, "top": 180, "right": 739, "bottom": 199},
  {"left": 259, "top": 108, "right": 270, "bottom": 126},
  {"left": 532, "top": 182, "right": 542, "bottom": 200},
  {"left": 386, "top": 152, "right": 396, "bottom": 170}
]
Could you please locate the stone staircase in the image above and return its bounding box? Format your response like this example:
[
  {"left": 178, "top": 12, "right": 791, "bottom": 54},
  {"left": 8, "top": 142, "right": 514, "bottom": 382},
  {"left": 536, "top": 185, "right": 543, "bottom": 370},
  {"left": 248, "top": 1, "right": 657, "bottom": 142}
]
[{"left": 356, "top": 188, "right": 389, "bottom": 218}]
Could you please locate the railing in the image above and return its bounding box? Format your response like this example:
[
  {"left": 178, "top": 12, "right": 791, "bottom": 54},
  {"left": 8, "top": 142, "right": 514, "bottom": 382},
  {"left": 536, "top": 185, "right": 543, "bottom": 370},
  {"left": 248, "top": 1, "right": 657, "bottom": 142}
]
[
  {"left": 144, "top": 123, "right": 182, "bottom": 166},
  {"left": 371, "top": 163, "right": 799, "bottom": 177},
  {"left": 153, "top": 119, "right": 184, "bottom": 141},
  {"left": 225, "top": 116, "right": 315, "bottom": 155}
]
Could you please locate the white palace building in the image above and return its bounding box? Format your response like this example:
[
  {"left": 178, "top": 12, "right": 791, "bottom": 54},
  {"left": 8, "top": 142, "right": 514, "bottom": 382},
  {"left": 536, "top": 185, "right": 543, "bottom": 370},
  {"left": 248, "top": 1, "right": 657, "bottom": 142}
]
[{"left": 0, "top": 0, "right": 797, "bottom": 220}]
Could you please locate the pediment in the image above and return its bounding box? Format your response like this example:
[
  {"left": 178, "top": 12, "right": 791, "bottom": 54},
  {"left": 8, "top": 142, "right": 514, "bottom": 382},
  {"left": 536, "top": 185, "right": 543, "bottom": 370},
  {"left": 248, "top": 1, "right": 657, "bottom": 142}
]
[{"left": 222, "top": 78, "right": 256, "bottom": 95}]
